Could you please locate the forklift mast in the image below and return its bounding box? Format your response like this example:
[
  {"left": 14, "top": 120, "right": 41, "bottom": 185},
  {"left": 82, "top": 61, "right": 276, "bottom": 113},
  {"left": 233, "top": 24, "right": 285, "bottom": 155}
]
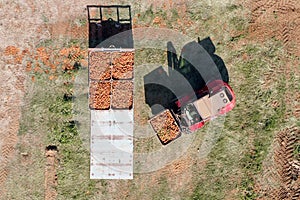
[{"left": 87, "top": 5, "right": 133, "bottom": 48}]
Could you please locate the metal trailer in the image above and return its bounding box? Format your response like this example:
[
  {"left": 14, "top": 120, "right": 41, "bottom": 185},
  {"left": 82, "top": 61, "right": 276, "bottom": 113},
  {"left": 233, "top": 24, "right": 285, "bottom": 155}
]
[{"left": 87, "top": 5, "right": 134, "bottom": 179}]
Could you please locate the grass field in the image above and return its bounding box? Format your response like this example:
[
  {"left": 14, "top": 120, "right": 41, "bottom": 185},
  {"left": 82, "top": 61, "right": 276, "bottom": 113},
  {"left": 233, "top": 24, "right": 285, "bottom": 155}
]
[{"left": 1, "top": 0, "right": 299, "bottom": 199}]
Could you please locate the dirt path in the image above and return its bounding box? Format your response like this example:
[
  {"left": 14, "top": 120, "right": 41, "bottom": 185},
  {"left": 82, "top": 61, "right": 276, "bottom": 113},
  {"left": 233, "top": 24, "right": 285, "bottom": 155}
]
[
  {"left": 0, "top": 0, "right": 48, "bottom": 196},
  {"left": 0, "top": 49, "right": 26, "bottom": 197},
  {"left": 44, "top": 146, "right": 58, "bottom": 200}
]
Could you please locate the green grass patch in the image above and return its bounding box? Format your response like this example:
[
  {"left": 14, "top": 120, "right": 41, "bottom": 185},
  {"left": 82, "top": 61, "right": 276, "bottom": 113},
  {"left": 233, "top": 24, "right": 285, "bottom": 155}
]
[
  {"left": 232, "top": 44, "right": 286, "bottom": 199},
  {"left": 135, "top": 48, "right": 167, "bottom": 66},
  {"left": 44, "top": 71, "right": 97, "bottom": 199}
]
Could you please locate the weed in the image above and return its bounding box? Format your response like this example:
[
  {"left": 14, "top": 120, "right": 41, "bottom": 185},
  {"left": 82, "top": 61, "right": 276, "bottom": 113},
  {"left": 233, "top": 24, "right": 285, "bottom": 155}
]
[
  {"left": 230, "top": 16, "right": 247, "bottom": 31},
  {"left": 37, "top": 39, "right": 54, "bottom": 48},
  {"left": 233, "top": 43, "right": 287, "bottom": 198},
  {"left": 139, "top": 5, "right": 155, "bottom": 24},
  {"left": 75, "top": 18, "right": 87, "bottom": 27},
  {"left": 152, "top": 176, "right": 171, "bottom": 200},
  {"left": 171, "top": 9, "right": 179, "bottom": 20},
  {"left": 226, "top": 4, "right": 241, "bottom": 12},
  {"left": 44, "top": 77, "right": 97, "bottom": 199},
  {"left": 294, "top": 143, "right": 300, "bottom": 158},
  {"left": 65, "top": 39, "right": 87, "bottom": 48},
  {"left": 42, "top": 14, "right": 49, "bottom": 23}
]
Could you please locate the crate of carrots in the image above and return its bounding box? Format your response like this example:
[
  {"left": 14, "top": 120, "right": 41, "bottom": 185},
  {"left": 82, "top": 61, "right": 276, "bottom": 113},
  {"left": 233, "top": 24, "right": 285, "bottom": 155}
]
[{"left": 149, "top": 110, "right": 181, "bottom": 145}]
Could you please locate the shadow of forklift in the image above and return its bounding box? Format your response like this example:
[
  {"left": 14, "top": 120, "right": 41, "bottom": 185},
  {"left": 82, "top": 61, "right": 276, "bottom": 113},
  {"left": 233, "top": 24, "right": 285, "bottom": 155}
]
[
  {"left": 87, "top": 5, "right": 133, "bottom": 48},
  {"left": 167, "top": 37, "right": 229, "bottom": 92}
]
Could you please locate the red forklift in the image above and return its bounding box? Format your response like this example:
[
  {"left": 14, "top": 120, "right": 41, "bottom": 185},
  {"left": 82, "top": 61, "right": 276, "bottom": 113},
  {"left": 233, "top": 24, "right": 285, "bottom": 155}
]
[{"left": 146, "top": 37, "right": 236, "bottom": 144}]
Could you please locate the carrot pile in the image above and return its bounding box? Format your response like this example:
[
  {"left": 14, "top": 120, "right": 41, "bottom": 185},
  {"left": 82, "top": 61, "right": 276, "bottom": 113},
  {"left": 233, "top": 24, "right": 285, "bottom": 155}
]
[
  {"left": 89, "top": 51, "right": 111, "bottom": 80},
  {"left": 112, "top": 81, "right": 133, "bottom": 109},
  {"left": 89, "top": 81, "right": 111, "bottom": 110},
  {"left": 112, "top": 52, "right": 134, "bottom": 80}
]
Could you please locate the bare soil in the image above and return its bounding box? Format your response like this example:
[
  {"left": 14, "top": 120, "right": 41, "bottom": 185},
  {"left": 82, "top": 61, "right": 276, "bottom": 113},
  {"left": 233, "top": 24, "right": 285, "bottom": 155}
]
[
  {"left": 44, "top": 147, "right": 58, "bottom": 200},
  {"left": 247, "top": 0, "right": 300, "bottom": 56}
]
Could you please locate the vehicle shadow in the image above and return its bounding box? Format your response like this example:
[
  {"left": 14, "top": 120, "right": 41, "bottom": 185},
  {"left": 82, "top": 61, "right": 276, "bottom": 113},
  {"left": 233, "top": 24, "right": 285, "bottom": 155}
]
[
  {"left": 143, "top": 66, "right": 176, "bottom": 115},
  {"left": 144, "top": 37, "right": 230, "bottom": 115}
]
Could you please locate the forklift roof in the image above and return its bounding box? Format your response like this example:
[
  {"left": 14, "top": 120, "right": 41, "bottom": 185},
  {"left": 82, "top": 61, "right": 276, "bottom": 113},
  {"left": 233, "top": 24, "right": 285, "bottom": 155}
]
[{"left": 193, "top": 89, "right": 230, "bottom": 119}]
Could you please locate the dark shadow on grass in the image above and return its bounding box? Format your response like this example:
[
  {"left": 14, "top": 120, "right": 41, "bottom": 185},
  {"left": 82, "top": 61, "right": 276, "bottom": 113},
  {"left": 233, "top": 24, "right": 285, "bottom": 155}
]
[{"left": 143, "top": 66, "right": 176, "bottom": 115}]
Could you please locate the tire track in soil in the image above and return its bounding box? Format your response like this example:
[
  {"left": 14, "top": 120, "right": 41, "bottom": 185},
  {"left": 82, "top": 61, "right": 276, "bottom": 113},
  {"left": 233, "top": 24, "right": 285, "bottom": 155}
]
[
  {"left": 276, "top": 0, "right": 296, "bottom": 14},
  {"left": 247, "top": 1, "right": 300, "bottom": 198},
  {"left": 250, "top": 0, "right": 277, "bottom": 22},
  {"left": 273, "top": 127, "right": 299, "bottom": 199},
  {"left": 247, "top": 0, "right": 300, "bottom": 56},
  {"left": 255, "top": 127, "right": 300, "bottom": 199},
  {"left": 0, "top": 60, "right": 25, "bottom": 198},
  {"left": 45, "top": 146, "right": 58, "bottom": 200},
  {"left": 281, "top": 22, "right": 294, "bottom": 55}
]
